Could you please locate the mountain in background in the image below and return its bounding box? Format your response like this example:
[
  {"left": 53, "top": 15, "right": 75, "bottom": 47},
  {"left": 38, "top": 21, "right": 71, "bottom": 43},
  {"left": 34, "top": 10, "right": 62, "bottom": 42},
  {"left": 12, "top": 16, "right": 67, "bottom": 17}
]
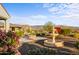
[{"left": 31, "top": 25, "right": 79, "bottom": 30}]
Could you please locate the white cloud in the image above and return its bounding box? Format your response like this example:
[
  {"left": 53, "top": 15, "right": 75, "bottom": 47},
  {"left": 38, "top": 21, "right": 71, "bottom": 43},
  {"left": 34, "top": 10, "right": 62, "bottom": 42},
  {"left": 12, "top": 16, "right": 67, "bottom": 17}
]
[
  {"left": 68, "top": 3, "right": 79, "bottom": 9},
  {"left": 8, "top": 4, "right": 79, "bottom": 26},
  {"left": 9, "top": 14, "right": 79, "bottom": 26},
  {"left": 44, "top": 3, "right": 79, "bottom": 13},
  {"left": 43, "top": 3, "right": 55, "bottom": 8},
  {"left": 30, "top": 15, "right": 47, "bottom": 19},
  {"left": 43, "top": 3, "right": 79, "bottom": 26},
  {"left": 9, "top": 15, "right": 49, "bottom": 25},
  {"left": 43, "top": 3, "right": 79, "bottom": 20}
]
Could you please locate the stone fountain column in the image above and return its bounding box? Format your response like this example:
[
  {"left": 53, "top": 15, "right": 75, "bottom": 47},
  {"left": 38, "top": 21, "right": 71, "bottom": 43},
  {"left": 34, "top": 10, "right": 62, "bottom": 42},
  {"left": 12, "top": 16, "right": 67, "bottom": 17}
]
[{"left": 52, "top": 26, "right": 56, "bottom": 44}]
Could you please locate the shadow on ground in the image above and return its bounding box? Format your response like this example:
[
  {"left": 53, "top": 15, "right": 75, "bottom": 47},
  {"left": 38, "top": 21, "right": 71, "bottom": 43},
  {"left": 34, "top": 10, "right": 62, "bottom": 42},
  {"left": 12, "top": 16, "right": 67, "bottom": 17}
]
[{"left": 18, "top": 40, "right": 79, "bottom": 55}]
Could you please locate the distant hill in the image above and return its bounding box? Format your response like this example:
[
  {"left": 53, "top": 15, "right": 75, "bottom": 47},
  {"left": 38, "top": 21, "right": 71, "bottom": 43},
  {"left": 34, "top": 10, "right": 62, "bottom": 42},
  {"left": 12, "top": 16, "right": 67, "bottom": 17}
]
[
  {"left": 60, "top": 25, "right": 79, "bottom": 30},
  {"left": 0, "top": 22, "right": 79, "bottom": 30},
  {"left": 31, "top": 25, "right": 43, "bottom": 30},
  {"left": 0, "top": 22, "right": 29, "bottom": 27},
  {"left": 31, "top": 25, "right": 79, "bottom": 30}
]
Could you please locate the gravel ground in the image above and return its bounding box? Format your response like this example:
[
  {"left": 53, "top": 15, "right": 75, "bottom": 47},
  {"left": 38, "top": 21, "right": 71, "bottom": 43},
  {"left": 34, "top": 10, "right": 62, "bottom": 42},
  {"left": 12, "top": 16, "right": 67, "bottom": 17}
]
[
  {"left": 18, "top": 41, "right": 79, "bottom": 55},
  {"left": 18, "top": 36, "right": 79, "bottom": 55}
]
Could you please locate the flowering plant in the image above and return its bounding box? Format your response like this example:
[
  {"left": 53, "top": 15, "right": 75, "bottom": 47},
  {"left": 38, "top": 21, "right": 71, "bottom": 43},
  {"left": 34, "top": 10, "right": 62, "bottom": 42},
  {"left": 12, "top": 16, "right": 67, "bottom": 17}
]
[{"left": 0, "top": 30, "right": 20, "bottom": 55}]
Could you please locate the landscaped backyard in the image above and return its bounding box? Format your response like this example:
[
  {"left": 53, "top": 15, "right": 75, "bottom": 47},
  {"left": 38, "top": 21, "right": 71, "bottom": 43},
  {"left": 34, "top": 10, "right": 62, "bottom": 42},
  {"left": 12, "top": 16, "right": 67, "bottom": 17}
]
[
  {"left": 0, "top": 3, "right": 79, "bottom": 55},
  {"left": 18, "top": 22, "right": 79, "bottom": 55},
  {"left": 0, "top": 21, "right": 79, "bottom": 55}
]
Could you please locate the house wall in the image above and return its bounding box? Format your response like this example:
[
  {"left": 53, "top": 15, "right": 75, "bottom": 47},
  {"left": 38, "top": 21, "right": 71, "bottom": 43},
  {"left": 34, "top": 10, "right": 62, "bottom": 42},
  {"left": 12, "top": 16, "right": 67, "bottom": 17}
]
[
  {"left": 0, "top": 4, "right": 9, "bottom": 19},
  {"left": 0, "top": 4, "right": 10, "bottom": 32}
]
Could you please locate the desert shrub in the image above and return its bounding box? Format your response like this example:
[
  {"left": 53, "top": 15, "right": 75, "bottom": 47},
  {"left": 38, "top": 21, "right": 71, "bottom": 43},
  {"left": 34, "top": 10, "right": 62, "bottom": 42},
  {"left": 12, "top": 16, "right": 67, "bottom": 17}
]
[
  {"left": 26, "top": 27, "right": 36, "bottom": 36},
  {"left": 61, "top": 29, "right": 71, "bottom": 35},
  {"left": 15, "top": 30, "right": 24, "bottom": 37},
  {"left": 56, "top": 35, "right": 64, "bottom": 39},
  {"left": 74, "top": 33, "right": 79, "bottom": 39},
  {"left": 75, "top": 42, "right": 79, "bottom": 49},
  {"left": 29, "top": 30, "right": 36, "bottom": 35},
  {"left": 36, "top": 32, "right": 46, "bottom": 37}
]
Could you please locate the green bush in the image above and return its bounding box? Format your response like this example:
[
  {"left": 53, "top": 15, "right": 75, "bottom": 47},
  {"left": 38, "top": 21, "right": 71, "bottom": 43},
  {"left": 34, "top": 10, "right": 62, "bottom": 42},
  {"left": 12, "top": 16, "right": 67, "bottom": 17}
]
[
  {"left": 7, "top": 37, "right": 16, "bottom": 46},
  {"left": 36, "top": 31, "right": 47, "bottom": 37},
  {"left": 29, "top": 31, "right": 36, "bottom": 35},
  {"left": 15, "top": 30, "right": 24, "bottom": 37},
  {"left": 74, "top": 33, "right": 79, "bottom": 39},
  {"left": 26, "top": 27, "right": 36, "bottom": 36},
  {"left": 75, "top": 42, "right": 79, "bottom": 49},
  {"left": 61, "top": 29, "right": 71, "bottom": 35}
]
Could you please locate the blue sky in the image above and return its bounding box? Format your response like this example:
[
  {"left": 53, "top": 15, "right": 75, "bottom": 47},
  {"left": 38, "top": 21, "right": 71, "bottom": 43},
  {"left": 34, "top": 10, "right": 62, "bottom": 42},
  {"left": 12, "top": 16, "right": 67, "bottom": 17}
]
[{"left": 2, "top": 3, "right": 79, "bottom": 27}]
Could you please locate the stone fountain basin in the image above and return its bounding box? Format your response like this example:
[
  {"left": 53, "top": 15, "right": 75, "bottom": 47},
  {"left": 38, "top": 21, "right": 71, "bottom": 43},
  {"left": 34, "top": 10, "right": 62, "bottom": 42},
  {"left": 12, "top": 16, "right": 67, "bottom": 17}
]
[
  {"left": 44, "top": 40, "right": 64, "bottom": 48},
  {"left": 55, "top": 41, "right": 64, "bottom": 47}
]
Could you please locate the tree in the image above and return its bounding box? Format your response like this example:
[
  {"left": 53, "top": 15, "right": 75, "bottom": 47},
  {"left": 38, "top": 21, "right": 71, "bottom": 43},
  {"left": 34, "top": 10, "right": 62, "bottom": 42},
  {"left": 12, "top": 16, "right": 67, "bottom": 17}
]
[
  {"left": 43, "top": 21, "right": 54, "bottom": 33},
  {"left": 43, "top": 22, "right": 59, "bottom": 44}
]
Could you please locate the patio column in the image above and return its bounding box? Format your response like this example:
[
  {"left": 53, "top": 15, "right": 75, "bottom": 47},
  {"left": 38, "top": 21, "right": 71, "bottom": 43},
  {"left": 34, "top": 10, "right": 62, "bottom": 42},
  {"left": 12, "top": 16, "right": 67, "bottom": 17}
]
[{"left": 4, "top": 20, "right": 9, "bottom": 32}]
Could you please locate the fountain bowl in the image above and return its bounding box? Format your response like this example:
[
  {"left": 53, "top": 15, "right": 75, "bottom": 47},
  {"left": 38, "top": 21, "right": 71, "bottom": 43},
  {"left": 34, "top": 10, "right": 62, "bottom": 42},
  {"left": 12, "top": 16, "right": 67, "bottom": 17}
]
[{"left": 44, "top": 40, "right": 64, "bottom": 48}]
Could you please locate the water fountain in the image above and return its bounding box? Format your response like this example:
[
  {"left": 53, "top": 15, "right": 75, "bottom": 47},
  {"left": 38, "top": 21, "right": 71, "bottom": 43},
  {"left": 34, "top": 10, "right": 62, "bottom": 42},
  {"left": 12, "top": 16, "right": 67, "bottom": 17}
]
[{"left": 44, "top": 26, "right": 64, "bottom": 47}]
